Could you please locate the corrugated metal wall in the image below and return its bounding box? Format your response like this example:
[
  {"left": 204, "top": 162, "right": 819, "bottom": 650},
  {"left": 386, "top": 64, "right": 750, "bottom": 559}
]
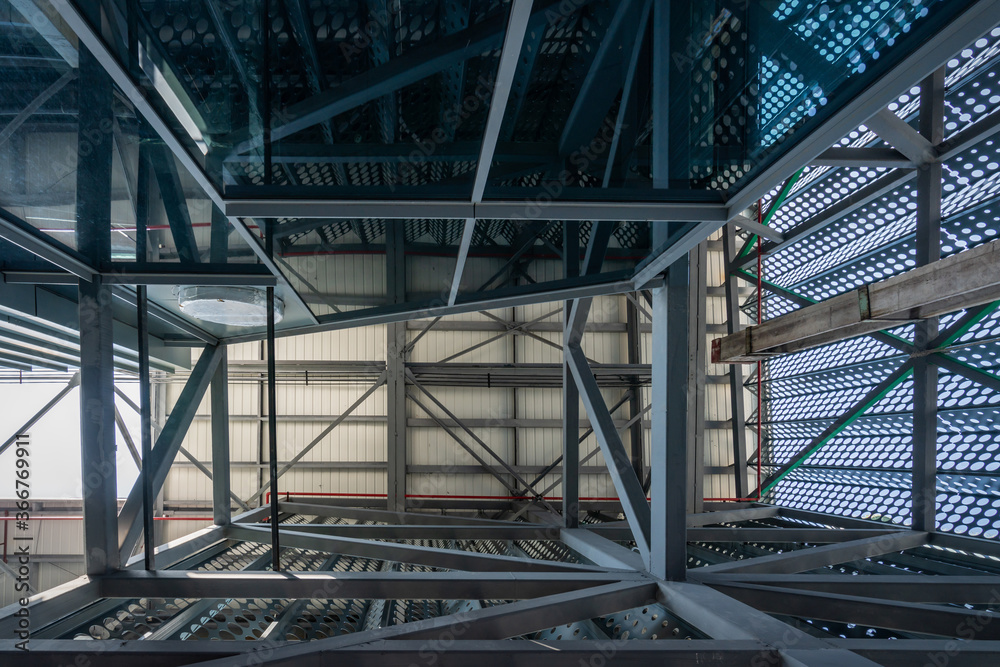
[{"left": 155, "top": 247, "right": 747, "bottom": 514}]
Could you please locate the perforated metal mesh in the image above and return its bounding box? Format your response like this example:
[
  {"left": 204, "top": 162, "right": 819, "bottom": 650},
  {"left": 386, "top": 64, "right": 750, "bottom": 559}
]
[{"left": 755, "top": 22, "right": 1000, "bottom": 542}]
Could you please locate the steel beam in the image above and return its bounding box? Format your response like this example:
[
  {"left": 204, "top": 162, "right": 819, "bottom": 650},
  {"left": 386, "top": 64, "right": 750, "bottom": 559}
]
[
  {"left": 912, "top": 67, "right": 945, "bottom": 533},
  {"left": 560, "top": 528, "right": 645, "bottom": 570},
  {"left": 565, "top": 344, "right": 651, "bottom": 556},
  {"left": 188, "top": 581, "right": 657, "bottom": 667},
  {"left": 447, "top": 0, "right": 533, "bottom": 305},
  {"left": 222, "top": 270, "right": 661, "bottom": 344},
  {"left": 225, "top": 524, "right": 613, "bottom": 573},
  {"left": 698, "top": 531, "right": 928, "bottom": 575},
  {"left": 709, "top": 581, "right": 1000, "bottom": 640},
  {"left": 811, "top": 146, "right": 913, "bottom": 169},
  {"left": 76, "top": 42, "right": 118, "bottom": 576},
  {"left": 656, "top": 582, "right": 881, "bottom": 666},
  {"left": 649, "top": 225, "right": 688, "bottom": 580},
  {"left": 0, "top": 68, "right": 76, "bottom": 148},
  {"left": 210, "top": 347, "right": 230, "bottom": 526},
  {"left": 687, "top": 527, "right": 905, "bottom": 543},
  {"left": 865, "top": 109, "right": 937, "bottom": 165},
  {"left": 687, "top": 243, "right": 706, "bottom": 514},
  {"left": 118, "top": 345, "right": 224, "bottom": 560},
  {"left": 274, "top": 501, "right": 527, "bottom": 526},
  {"left": 225, "top": 198, "right": 728, "bottom": 222},
  {"left": 686, "top": 506, "right": 780, "bottom": 527},
  {"left": 563, "top": 221, "right": 581, "bottom": 528},
  {"left": 0, "top": 640, "right": 776, "bottom": 667},
  {"left": 707, "top": 574, "right": 1000, "bottom": 603},
  {"left": 0, "top": 209, "right": 96, "bottom": 282},
  {"left": 97, "top": 569, "right": 636, "bottom": 600},
  {"left": 714, "top": 238, "right": 1000, "bottom": 363},
  {"left": 265, "top": 283, "right": 280, "bottom": 570},
  {"left": 386, "top": 223, "right": 406, "bottom": 511},
  {"left": 0, "top": 575, "right": 100, "bottom": 638}
]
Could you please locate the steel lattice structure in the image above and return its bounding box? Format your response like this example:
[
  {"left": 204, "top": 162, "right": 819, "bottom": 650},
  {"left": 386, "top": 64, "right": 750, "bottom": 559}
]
[{"left": 1, "top": 0, "right": 1000, "bottom": 665}]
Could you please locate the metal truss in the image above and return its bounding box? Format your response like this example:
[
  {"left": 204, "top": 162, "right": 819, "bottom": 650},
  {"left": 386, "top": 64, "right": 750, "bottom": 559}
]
[{"left": 3, "top": 503, "right": 1000, "bottom": 665}]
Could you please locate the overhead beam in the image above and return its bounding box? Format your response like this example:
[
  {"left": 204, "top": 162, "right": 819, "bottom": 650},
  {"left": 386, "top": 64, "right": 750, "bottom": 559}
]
[
  {"left": 708, "top": 581, "right": 1000, "bottom": 640},
  {"left": 448, "top": 0, "right": 533, "bottom": 305},
  {"left": 245, "top": 0, "right": 592, "bottom": 149},
  {"left": 225, "top": 199, "right": 728, "bottom": 222},
  {"left": 864, "top": 109, "right": 937, "bottom": 165},
  {"left": 96, "top": 569, "right": 636, "bottom": 600},
  {"left": 0, "top": 639, "right": 776, "bottom": 667},
  {"left": 222, "top": 271, "right": 662, "bottom": 344},
  {"left": 225, "top": 524, "right": 619, "bottom": 573},
  {"left": 706, "top": 574, "right": 1000, "bottom": 603},
  {"left": 695, "top": 532, "right": 927, "bottom": 575},
  {"left": 713, "top": 238, "right": 1000, "bottom": 363},
  {"left": 730, "top": 214, "right": 784, "bottom": 243},
  {"left": 687, "top": 527, "right": 906, "bottom": 543},
  {"left": 811, "top": 146, "right": 913, "bottom": 169},
  {"left": 656, "top": 582, "right": 881, "bottom": 666},
  {"left": 0, "top": 209, "right": 96, "bottom": 281}
]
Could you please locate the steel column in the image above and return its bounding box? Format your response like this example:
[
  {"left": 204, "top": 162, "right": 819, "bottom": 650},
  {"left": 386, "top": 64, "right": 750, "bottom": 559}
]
[
  {"left": 211, "top": 347, "right": 230, "bottom": 526},
  {"left": 687, "top": 242, "right": 706, "bottom": 513},
  {"left": 723, "top": 225, "right": 750, "bottom": 498},
  {"left": 912, "top": 66, "right": 945, "bottom": 532},
  {"left": 563, "top": 221, "right": 580, "bottom": 528},
  {"left": 137, "top": 286, "right": 154, "bottom": 569},
  {"left": 76, "top": 43, "right": 117, "bottom": 575},
  {"left": 386, "top": 222, "right": 407, "bottom": 511},
  {"left": 266, "top": 284, "right": 280, "bottom": 570},
  {"left": 649, "top": 253, "right": 689, "bottom": 580}
]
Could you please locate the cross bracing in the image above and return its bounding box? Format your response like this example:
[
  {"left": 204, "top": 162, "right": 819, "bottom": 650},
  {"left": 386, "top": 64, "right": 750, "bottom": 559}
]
[{"left": 1, "top": 0, "right": 1000, "bottom": 665}]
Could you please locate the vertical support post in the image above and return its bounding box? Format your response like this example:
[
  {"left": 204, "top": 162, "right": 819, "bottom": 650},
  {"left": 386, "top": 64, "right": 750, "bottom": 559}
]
[
  {"left": 135, "top": 145, "right": 149, "bottom": 262},
  {"left": 386, "top": 223, "right": 407, "bottom": 512},
  {"left": 626, "top": 295, "right": 644, "bottom": 481},
  {"left": 648, "top": 0, "right": 686, "bottom": 579},
  {"left": 650, "top": 223, "right": 689, "bottom": 579},
  {"left": 266, "top": 283, "right": 280, "bottom": 570},
  {"left": 76, "top": 45, "right": 118, "bottom": 575},
  {"left": 137, "top": 286, "right": 154, "bottom": 569},
  {"left": 687, "top": 242, "right": 707, "bottom": 513},
  {"left": 723, "top": 225, "right": 750, "bottom": 499},
  {"left": 210, "top": 207, "right": 229, "bottom": 264},
  {"left": 211, "top": 348, "right": 231, "bottom": 526},
  {"left": 912, "top": 67, "right": 944, "bottom": 531},
  {"left": 563, "top": 221, "right": 581, "bottom": 528}
]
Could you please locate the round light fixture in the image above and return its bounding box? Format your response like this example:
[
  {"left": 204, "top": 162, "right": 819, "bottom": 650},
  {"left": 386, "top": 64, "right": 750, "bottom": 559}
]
[{"left": 176, "top": 286, "right": 284, "bottom": 327}]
